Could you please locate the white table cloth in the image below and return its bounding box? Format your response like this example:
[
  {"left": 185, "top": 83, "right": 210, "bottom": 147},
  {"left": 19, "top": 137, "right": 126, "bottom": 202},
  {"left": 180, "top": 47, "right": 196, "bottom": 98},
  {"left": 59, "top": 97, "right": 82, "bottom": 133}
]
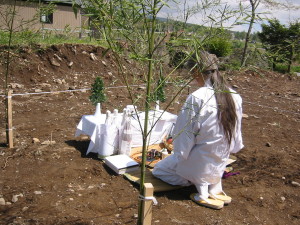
[
  {"left": 75, "top": 114, "right": 108, "bottom": 155},
  {"left": 75, "top": 110, "right": 177, "bottom": 156}
]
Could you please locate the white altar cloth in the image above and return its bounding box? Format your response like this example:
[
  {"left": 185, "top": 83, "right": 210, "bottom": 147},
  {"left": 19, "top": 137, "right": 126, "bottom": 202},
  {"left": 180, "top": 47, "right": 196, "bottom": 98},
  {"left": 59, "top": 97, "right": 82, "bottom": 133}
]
[{"left": 75, "top": 110, "right": 177, "bottom": 156}]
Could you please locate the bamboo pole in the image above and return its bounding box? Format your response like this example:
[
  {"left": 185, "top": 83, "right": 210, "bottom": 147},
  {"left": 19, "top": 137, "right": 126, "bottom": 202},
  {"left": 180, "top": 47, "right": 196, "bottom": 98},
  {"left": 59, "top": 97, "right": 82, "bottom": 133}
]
[
  {"left": 7, "top": 90, "right": 13, "bottom": 148},
  {"left": 142, "top": 183, "right": 154, "bottom": 225}
]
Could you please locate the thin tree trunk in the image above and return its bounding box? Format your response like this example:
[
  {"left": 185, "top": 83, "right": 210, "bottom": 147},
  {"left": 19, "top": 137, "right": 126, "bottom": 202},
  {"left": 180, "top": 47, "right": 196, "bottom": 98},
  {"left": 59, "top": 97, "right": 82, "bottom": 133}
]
[
  {"left": 5, "top": 0, "right": 17, "bottom": 147},
  {"left": 137, "top": 1, "right": 158, "bottom": 224},
  {"left": 241, "top": 0, "right": 258, "bottom": 67},
  {"left": 287, "top": 44, "right": 294, "bottom": 73}
]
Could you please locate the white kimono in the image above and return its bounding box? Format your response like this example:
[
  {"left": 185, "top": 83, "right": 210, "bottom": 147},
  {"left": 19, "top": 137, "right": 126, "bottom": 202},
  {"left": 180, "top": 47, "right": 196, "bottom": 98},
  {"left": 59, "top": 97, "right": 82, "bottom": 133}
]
[{"left": 153, "top": 81, "right": 244, "bottom": 186}]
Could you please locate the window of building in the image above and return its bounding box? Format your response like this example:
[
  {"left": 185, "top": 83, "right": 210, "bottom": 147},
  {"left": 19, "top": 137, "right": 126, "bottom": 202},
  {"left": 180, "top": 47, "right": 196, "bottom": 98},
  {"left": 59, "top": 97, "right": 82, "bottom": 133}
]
[{"left": 40, "top": 13, "right": 53, "bottom": 24}]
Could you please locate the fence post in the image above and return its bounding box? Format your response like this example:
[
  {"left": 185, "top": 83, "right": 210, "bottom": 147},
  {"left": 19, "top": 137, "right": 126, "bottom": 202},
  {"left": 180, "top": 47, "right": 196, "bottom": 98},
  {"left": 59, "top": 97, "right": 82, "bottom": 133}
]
[
  {"left": 7, "top": 90, "right": 13, "bottom": 148},
  {"left": 142, "top": 183, "right": 154, "bottom": 225}
]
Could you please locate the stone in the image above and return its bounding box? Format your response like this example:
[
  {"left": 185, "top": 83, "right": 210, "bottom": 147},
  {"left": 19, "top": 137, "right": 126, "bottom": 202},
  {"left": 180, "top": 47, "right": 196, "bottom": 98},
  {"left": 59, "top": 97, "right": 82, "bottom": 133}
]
[
  {"left": 68, "top": 61, "right": 73, "bottom": 67},
  {"left": 102, "top": 60, "right": 107, "bottom": 66},
  {"left": 9, "top": 83, "right": 24, "bottom": 89},
  {"left": 41, "top": 140, "right": 56, "bottom": 145},
  {"left": 242, "top": 114, "right": 249, "bottom": 119},
  {"left": 291, "top": 181, "right": 300, "bottom": 187},
  {"left": 55, "top": 79, "right": 63, "bottom": 85},
  {"left": 90, "top": 53, "right": 97, "bottom": 61},
  {"left": 34, "top": 191, "right": 42, "bottom": 195},
  {"left": 50, "top": 58, "right": 61, "bottom": 67},
  {"left": 34, "top": 150, "right": 42, "bottom": 156},
  {"left": 22, "top": 206, "right": 29, "bottom": 212},
  {"left": 52, "top": 153, "right": 60, "bottom": 159},
  {"left": 69, "top": 86, "right": 76, "bottom": 90},
  {"left": 54, "top": 54, "right": 62, "bottom": 61},
  {"left": 12, "top": 195, "right": 19, "bottom": 203},
  {"left": 40, "top": 83, "right": 51, "bottom": 88},
  {"left": 281, "top": 196, "right": 286, "bottom": 201},
  {"left": 34, "top": 89, "right": 42, "bottom": 93},
  {"left": 266, "top": 142, "right": 271, "bottom": 147},
  {"left": 0, "top": 198, "right": 5, "bottom": 205},
  {"left": 232, "top": 84, "right": 239, "bottom": 88},
  {"left": 32, "top": 138, "right": 40, "bottom": 143}
]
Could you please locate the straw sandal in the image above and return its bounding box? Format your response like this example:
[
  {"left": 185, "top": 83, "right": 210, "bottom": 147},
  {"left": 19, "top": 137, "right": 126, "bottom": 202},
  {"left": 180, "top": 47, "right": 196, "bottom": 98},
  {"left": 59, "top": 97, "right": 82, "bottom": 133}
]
[
  {"left": 209, "top": 191, "right": 232, "bottom": 204},
  {"left": 190, "top": 193, "right": 224, "bottom": 210}
]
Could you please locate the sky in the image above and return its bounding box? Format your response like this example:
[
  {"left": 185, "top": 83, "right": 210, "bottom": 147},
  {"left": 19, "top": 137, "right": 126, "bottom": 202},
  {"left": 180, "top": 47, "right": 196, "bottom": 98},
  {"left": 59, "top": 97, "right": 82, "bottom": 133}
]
[{"left": 159, "top": 0, "right": 300, "bottom": 33}]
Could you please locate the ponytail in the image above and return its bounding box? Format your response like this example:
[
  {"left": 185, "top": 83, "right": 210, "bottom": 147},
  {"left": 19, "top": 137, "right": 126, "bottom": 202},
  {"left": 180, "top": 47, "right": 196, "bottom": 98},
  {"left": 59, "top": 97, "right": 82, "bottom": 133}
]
[{"left": 210, "top": 70, "right": 237, "bottom": 144}]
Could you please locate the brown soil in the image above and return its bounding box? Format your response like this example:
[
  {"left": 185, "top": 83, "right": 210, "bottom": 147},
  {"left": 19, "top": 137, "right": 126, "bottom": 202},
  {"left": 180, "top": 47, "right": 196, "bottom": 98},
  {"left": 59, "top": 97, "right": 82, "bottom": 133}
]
[{"left": 0, "top": 44, "right": 299, "bottom": 225}]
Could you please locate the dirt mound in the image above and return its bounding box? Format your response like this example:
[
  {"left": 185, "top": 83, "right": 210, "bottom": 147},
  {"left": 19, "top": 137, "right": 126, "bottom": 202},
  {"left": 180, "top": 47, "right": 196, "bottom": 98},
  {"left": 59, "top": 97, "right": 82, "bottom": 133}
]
[
  {"left": 0, "top": 44, "right": 130, "bottom": 94},
  {"left": 0, "top": 44, "right": 300, "bottom": 224}
]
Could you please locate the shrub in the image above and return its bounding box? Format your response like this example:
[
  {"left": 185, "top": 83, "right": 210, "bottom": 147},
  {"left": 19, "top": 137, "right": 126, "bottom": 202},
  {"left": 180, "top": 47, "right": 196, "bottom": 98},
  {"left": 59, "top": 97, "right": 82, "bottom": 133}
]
[{"left": 204, "top": 37, "right": 233, "bottom": 57}]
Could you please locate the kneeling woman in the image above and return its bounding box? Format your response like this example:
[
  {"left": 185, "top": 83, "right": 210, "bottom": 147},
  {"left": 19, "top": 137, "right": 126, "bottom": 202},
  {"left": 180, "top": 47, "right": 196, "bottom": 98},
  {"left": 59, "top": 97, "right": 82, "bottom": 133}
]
[{"left": 152, "top": 51, "right": 244, "bottom": 209}]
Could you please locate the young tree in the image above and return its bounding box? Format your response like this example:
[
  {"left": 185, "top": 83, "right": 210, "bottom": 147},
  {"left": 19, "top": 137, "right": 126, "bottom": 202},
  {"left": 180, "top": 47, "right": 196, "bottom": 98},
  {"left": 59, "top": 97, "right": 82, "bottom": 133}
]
[
  {"left": 73, "top": 0, "right": 247, "bottom": 223},
  {"left": 239, "top": 0, "right": 298, "bottom": 67},
  {"left": 258, "top": 19, "right": 300, "bottom": 73},
  {"left": 89, "top": 76, "right": 107, "bottom": 106}
]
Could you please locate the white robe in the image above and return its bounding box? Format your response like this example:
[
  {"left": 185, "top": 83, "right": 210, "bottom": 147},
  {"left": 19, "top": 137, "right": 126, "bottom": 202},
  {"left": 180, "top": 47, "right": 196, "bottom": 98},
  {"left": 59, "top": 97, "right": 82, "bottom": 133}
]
[{"left": 153, "top": 81, "right": 244, "bottom": 186}]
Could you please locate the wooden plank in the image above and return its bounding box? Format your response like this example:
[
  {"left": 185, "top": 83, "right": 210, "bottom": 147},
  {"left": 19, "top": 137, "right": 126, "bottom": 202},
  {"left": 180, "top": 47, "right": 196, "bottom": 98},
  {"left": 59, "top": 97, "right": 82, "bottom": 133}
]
[
  {"left": 142, "top": 183, "right": 154, "bottom": 225},
  {"left": 130, "top": 143, "right": 164, "bottom": 156},
  {"left": 7, "top": 90, "right": 13, "bottom": 148}
]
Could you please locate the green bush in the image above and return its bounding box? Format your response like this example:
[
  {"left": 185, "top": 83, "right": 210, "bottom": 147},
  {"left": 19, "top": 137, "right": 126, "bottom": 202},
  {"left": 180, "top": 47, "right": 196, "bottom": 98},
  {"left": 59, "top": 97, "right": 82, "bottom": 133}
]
[
  {"left": 292, "top": 65, "right": 300, "bottom": 73},
  {"left": 204, "top": 37, "right": 233, "bottom": 57},
  {"left": 273, "top": 64, "right": 300, "bottom": 73}
]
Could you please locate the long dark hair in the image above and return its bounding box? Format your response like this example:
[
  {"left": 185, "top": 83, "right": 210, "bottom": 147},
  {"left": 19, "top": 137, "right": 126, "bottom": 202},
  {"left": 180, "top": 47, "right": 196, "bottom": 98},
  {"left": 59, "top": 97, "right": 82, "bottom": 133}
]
[
  {"left": 186, "top": 51, "right": 237, "bottom": 144},
  {"left": 210, "top": 70, "right": 237, "bottom": 144}
]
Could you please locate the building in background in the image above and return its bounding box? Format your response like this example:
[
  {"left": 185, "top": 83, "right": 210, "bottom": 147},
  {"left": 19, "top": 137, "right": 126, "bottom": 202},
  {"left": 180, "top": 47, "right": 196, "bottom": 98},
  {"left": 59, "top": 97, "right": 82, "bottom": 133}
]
[{"left": 0, "top": 0, "right": 89, "bottom": 37}]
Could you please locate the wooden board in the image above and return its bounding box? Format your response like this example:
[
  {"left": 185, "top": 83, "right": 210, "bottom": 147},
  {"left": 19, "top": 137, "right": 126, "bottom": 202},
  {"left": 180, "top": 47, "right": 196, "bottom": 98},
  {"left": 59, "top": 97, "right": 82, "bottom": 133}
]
[{"left": 124, "top": 169, "right": 183, "bottom": 192}]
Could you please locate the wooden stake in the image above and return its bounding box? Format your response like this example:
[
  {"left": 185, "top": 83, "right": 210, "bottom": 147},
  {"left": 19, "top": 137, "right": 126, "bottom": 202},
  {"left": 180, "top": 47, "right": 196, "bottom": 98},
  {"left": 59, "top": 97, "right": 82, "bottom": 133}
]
[
  {"left": 7, "top": 90, "right": 13, "bottom": 148},
  {"left": 142, "top": 183, "right": 154, "bottom": 225}
]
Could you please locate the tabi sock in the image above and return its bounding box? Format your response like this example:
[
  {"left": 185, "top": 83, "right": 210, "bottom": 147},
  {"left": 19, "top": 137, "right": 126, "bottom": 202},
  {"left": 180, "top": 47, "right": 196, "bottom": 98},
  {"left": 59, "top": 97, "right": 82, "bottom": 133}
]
[
  {"left": 208, "top": 179, "right": 223, "bottom": 195},
  {"left": 195, "top": 184, "right": 209, "bottom": 200}
]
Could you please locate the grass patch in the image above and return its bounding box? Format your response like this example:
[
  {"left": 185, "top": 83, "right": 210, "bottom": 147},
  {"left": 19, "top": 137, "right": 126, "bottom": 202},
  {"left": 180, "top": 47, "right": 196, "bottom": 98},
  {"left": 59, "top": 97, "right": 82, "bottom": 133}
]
[
  {"left": 274, "top": 63, "right": 300, "bottom": 73},
  {"left": 0, "top": 30, "right": 101, "bottom": 47}
]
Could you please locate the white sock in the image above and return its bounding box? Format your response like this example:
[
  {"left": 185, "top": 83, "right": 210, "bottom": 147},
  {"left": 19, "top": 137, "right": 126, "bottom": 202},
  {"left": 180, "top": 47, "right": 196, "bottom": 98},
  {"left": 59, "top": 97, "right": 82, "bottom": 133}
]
[
  {"left": 208, "top": 179, "right": 223, "bottom": 195},
  {"left": 195, "top": 184, "right": 209, "bottom": 199}
]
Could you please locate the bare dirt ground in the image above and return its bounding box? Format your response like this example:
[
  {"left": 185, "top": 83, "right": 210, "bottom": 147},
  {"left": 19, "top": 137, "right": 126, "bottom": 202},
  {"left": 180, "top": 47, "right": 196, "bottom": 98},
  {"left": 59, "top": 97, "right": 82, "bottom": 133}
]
[{"left": 0, "top": 44, "right": 299, "bottom": 225}]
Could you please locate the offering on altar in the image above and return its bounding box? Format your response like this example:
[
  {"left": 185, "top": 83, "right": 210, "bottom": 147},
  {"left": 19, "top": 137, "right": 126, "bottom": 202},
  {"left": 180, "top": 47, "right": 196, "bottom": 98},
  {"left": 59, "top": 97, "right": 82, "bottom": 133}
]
[{"left": 163, "top": 135, "right": 173, "bottom": 153}]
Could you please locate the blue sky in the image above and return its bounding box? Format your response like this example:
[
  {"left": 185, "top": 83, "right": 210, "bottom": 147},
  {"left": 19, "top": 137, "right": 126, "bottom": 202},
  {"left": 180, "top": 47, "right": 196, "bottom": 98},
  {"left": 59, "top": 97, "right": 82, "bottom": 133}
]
[{"left": 159, "top": 0, "right": 300, "bottom": 32}]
